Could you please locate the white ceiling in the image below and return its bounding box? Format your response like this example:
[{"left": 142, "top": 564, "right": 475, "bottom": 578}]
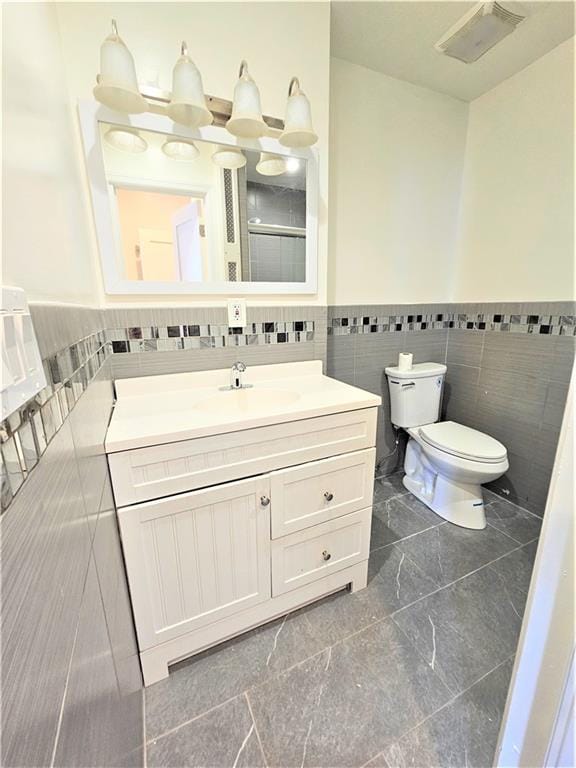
[{"left": 330, "top": 1, "right": 575, "bottom": 101}]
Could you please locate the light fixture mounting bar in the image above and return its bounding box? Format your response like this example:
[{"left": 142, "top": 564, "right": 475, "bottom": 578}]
[{"left": 138, "top": 84, "right": 284, "bottom": 130}]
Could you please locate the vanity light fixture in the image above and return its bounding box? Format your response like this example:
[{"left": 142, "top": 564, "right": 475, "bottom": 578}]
[
  {"left": 256, "top": 152, "right": 287, "bottom": 176},
  {"left": 94, "top": 20, "right": 147, "bottom": 114},
  {"left": 104, "top": 126, "right": 148, "bottom": 153},
  {"left": 279, "top": 78, "right": 318, "bottom": 148},
  {"left": 286, "top": 157, "right": 300, "bottom": 173},
  {"left": 161, "top": 138, "right": 199, "bottom": 162},
  {"left": 226, "top": 61, "right": 268, "bottom": 139},
  {"left": 167, "top": 42, "right": 213, "bottom": 128},
  {"left": 212, "top": 146, "right": 247, "bottom": 169}
]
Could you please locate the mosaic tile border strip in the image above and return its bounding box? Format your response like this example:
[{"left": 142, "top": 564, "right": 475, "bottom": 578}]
[
  {"left": 328, "top": 313, "right": 576, "bottom": 336},
  {"left": 0, "top": 330, "right": 111, "bottom": 514},
  {"left": 108, "top": 321, "right": 315, "bottom": 353}
]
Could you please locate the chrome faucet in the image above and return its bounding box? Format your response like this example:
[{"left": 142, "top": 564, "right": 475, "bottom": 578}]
[{"left": 228, "top": 361, "right": 252, "bottom": 390}]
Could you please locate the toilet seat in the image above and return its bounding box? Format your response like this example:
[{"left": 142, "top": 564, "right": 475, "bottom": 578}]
[{"left": 418, "top": 421, "right": 507, "bottom": 464}]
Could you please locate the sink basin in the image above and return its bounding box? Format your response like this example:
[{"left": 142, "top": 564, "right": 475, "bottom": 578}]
[{"left": 195, "top": 388, "right": 301, "bottom": 414}]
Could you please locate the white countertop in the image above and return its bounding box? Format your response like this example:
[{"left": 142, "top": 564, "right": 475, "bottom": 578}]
[{"left": 106, "top": 361, "right": 381, "bottom": 453}]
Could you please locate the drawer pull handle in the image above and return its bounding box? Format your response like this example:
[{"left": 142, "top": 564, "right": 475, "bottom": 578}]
[
  {"left": 260, "top": 495, "right": 270, "bottom": 507},
  {"left": 322, "top": 550, "right": 332, "bottom": 561},
  {"left": 324, "top": 492, "right": 334, "bottom": 502}
]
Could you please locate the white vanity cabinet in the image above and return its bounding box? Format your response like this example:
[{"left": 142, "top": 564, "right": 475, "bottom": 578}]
[{"left": 106, "top": 362, "right": 381, "bottom": 686}]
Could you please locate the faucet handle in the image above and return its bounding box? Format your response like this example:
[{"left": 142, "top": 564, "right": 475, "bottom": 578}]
[{"left": 233, "top": 361, "right": 246, "bottom": 372}]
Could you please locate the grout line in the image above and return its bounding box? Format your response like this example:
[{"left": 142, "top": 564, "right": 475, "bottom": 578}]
[
  {"left": 245, "top": 692, "right": 269, "bottom": 768},
  {"left": 389, "top": 537, "right": 539, "bottom": 619},
  {"left": 146, "top": 693, "right": 242, "bottom": 745},
  {"left": 375, "top": 653, "right": 516, "bottom": 759}
]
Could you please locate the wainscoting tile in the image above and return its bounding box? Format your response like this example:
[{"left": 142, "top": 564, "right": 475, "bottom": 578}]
[
  {"left": 53, "top": 557, "right": 142, "bottom": 767},
  {"left": 248, "top": 622, "right": 451, "bottom": 768},
  {"left": 147, "top": 694, "right": 265, "bottom": 768},
  {"left": 393, "top": 567, "right": 522, "bottom": 694},
  {"left": 393, "top": 523, "right": 517, "bottom": 588},
  {"left": 69, "top": 365, "right": 114, "bottom": 538},
  {"left": 481, "top": 332, "right": 557, "bottom": 377},
  {"left": 384, "top": 659, "right": 514, "bottom": 768},
  {"left": 1, "top": 422, "right": 92, "bottom": 767},
  {"left": 446, "top": 329, "right": 485, "bottom": 367},
  {"left": 405, "top": 329, "right": 448, "bottom": 364}
]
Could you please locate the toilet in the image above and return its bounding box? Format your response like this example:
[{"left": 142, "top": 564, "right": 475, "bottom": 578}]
[{"left": 385, "top": 362, "right": 508, "bottom": 530}]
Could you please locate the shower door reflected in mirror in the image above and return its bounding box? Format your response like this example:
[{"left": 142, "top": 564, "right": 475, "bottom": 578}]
[{"left": 92, "top": 117, "right": 314, "bottom": 293}]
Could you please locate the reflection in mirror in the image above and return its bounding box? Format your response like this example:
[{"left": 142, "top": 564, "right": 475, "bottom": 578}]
[{"left": 99, "top": 123, "right": 307, "bottom": 284}]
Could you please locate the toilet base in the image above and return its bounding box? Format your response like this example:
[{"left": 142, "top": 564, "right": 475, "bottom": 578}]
[
  {"left": 403, "top": 474, "right": 486, "bottom": 529},
  {"left": 403, "top": 439, "right": 487, "bottom": 529}
]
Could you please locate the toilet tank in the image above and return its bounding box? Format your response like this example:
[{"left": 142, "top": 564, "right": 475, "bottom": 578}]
[{"left": 385, "top": 362, "right": 447, "bottom": 428}]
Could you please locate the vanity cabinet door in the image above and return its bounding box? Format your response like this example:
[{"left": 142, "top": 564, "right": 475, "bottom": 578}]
[
  {"left": 117, "top": 476, "right": 271, "bottom": 651},
  {"left": 269, "top": 448, "right": 376, "bottom": 538}
]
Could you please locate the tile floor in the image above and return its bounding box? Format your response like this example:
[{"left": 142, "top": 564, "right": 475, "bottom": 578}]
[{"left": 144, "top": 474, "right": 541, "bottom": 768}]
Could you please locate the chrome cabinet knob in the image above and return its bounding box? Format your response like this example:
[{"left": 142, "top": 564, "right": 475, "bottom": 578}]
[
  {"left": 322, "top": 550, "right": 331, "bottom": 561},
  {"left": 260, "top": 495, "right": 270, "bottom": 507},
  {"left": 324, "top": 492, "right": 334, "bottom": 502}
]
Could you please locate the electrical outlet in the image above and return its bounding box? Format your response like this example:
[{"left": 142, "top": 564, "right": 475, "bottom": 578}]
[{"left": 227, "top": 299, "right": 246, "bottom": 328}]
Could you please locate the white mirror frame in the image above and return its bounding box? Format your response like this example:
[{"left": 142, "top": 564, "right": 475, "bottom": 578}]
[{"left": 78, "top": 100, "right": 319, "bottom": 295}]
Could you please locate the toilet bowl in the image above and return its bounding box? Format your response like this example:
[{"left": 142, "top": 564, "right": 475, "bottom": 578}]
[
  {"left": 384, "top": 361, "right": 508, "bottom": 530},
  {"left": 403, "top": 421, "right": 508, "bottom": 529}
]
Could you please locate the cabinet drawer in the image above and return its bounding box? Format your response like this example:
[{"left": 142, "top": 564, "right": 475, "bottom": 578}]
[
  {"left": 270, "top": 449, "right": 375, "bottom": 538},
  {"left": 271, "top": 508, "right": 371, "bottom": 596},
  {"left": 108, "top": 408, "right": 377, "bottom": 507},
  {"left": 117, "top": 476, "right": 271, "bottom": 651}
]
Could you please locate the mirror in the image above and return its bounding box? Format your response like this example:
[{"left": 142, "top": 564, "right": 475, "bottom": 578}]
[{"left": 80, "top": 104, "right": 318, "bottom": 295}]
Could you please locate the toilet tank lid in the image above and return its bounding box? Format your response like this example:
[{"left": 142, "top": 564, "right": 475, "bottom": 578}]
[{"left": 385, "top": 362, "right": 447, "bottom": 379}]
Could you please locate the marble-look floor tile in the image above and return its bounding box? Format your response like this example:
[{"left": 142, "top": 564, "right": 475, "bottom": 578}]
[
  {"left": 370, "top": 496, "right": 441, "bottom": 550},
  {"left": 145, "top": 608, "right": 326, "bottom": 740},
  {"left": 488, "top": 541, "right": 539, "bottom": 616},
  {"left": 392, "top": 491, "right": 446, "bottom": 528},
  {"left": 393, "top": 567, "right": 522, "bottom": 695},
  {"left": 301, "top": 547, "right": 440, "bottom": 647},
  {"left": 364, "top": 752, "right": 391, "bottom": 767},
  {"left": 147, "top": 695, "right": 265, "bottom": 768},
  {"left": 393, "top": 522, "right": 517, "bottom": 588},
  {"left": 384, "top": 658, "right": 514, "bottom": 768},
  {"left": 248, "top": 620, "right": 451, "bottom": 768},
  {"left": 485, "top": 499, "right": 542, "bottom": 544},
  {"left": 373, "top": 473, "right": 409, "bottom": 505}
]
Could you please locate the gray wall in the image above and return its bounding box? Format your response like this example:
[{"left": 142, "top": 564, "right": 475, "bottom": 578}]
[
  {"left": 327, "top": 302, "right": 575, "bottom": 515},
  {"left": 1, "top": 306, "right": 143, "bottom": 767}
]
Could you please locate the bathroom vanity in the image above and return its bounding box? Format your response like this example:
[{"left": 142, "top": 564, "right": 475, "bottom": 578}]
[{"left": 105, "top": 361, "right": 380, "bottom": 685}]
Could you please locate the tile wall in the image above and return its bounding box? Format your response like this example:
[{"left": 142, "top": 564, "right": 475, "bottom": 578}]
[
  {"left": 1, "top": 305, "right": 143, "bottom": 767},
  {"left": 327, "top": 302, "right": 575, "bottom": 515},
  {"left": 105, "top": 305, "right": 327, "bottom": 380}
]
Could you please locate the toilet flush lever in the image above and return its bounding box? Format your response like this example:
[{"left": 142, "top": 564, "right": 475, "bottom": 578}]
[{"left": 401, "top": 382, "right": 416, "bottom": 389}]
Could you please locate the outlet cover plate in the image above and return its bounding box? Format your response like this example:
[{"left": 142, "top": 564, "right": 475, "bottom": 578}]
[{"left": 227, "top": 299, "right": 246, "bottom": 328}]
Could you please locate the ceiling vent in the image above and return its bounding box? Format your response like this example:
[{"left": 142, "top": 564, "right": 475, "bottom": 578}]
[{"left": 435, "top": 2, "right": 528, "bottom": 63}]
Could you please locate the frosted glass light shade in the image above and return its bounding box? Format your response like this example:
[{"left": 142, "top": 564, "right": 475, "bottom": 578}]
[
  {"left": 93, "top": 22, "right": 147, "bottom": 114},
  {"left": 226, "top": 62, "right": 268, "bottom": 139},
  {"left": 279, "top": 79, "right": 318, "bottom": 148},
  {"left": 105, "top": 127, "right": 147, "bottom": 153},
  {"left": 162, "top": 139, "right": 199, "bottom": 162},
  {"left": 167, "top": 44, "right": 213, "bottom": 128},
  {"left": 212, "top": 147, "right": 246, "bottom": 169},
  {"left": 256, "top": 152, "right": 287, "bottom": 176}
]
